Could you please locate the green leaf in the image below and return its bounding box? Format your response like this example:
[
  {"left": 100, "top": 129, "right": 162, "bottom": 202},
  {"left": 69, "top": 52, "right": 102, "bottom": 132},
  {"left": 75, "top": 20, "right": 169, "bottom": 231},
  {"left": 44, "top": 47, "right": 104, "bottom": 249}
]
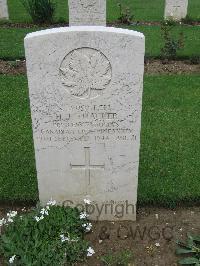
[
  {"left": 187, "top": 234, "right": 194, "bottom": 249},
  {"left": 179, "top": 257, "right": 199, "bottom": 265},
  {"left": 193, "top": 236, "right": 200, "bottom": 242},
  {"left": 176, "top": 248, "right": 195, "bottom": 255}
]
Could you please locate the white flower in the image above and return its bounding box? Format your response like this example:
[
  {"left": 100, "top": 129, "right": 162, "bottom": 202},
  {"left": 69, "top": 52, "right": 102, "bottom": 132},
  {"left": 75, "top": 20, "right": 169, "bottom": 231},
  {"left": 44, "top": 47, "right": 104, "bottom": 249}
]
[
  {"left": 7, "top": 211, "right": 17, "bottom": 218},
  {"left": 40, "top": 208, "right": 45, "bottom": 215},
  {"left": 7, "top": 218, "right": 13, "bottom": 223},
  {"left": 82, "top": 223, "right": 92, "bottom": 232},
  {"left": 9, "top": 255, "right": 16, "bottom": 264},
  {"left": 34, "top": 216, "right": 44, "bottom": 222},
  {"left": 87, "top": 247, "right": 95, "bottom": 257},
  {"left": 47, "top": 199, "right": 56, "bottom": 206},
  {"left": 155, "top": 243, "right": 160, "bottom": 247},
  {"left": 40, "top": 208, "right": 49, "bottom": 216},
  {"left": 60, "top": 234, "right": 79, "bottom": 243},
  {"left": 0, "top": 218, "right": 6, "bottom": 226},
  {"left": 60, "top": 234, "right": 69, "bottom": 243},
  {"left": 84, "top": 198, "right": 91, "bottom": 205},
  {"left": 80, "top": 212, "right": 88, "bottom": 219},
  {"left": 34, "top": 216, "right": 40, "bottom": 222},
  {"left": 71, "top": 238, "right": 78, "bottom": 242}
]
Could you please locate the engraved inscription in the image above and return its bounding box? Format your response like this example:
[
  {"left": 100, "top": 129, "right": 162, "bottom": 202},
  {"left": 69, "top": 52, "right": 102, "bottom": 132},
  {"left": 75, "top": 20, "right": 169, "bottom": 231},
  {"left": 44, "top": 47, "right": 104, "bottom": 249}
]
[
  {"left": 70, "top": 147, "right": 105, "bottom": 185},
  {"left": 59, "top": 48, "right": 112, "bottom": 99},
  {"left": 80, "top": 0, "right": 96, "bottom": 9}
]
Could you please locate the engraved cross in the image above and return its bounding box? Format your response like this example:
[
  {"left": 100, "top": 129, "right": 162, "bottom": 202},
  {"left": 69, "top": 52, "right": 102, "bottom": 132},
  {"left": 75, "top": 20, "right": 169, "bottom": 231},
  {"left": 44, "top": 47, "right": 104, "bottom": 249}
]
[{"left": 70, "top": 147, "right": 105, "bottom": 185}]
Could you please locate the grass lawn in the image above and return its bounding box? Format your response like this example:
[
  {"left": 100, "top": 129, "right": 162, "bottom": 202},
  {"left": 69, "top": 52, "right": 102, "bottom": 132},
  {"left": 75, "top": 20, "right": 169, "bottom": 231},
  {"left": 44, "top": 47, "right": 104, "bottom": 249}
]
[
  {"left": 0, "top": 25, "right": 199, "bottom": 60},
  {"left": 0, "top": 74, "right": 200, "bottom": 206},
  {"left": 6, "top": 0, "right": 200, "bottom": 23}
]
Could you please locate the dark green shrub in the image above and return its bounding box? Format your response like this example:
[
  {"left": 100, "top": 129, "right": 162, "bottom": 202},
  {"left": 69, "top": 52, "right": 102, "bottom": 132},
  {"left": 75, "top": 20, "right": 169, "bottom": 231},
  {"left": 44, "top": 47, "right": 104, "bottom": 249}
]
[
  {"left": 22, "top": 0, "right": 56, "bottom": 24},
  {"left": 161, "top": 24, "right": 184, "bottom": 59},
  {"left": 117, "top": 1, "right": 134, "bottom": 25}
]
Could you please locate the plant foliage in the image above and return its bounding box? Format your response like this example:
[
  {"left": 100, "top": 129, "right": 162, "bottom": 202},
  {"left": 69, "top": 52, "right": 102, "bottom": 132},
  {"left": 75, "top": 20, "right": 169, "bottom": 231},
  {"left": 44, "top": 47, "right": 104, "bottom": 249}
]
[
  {"left": 176, "top": 233, "right": 200, "bottom": 265},
  {"left": 0, "top": 203, "right": 92, "bottom": 265},
  {"left": 117, "top": 1, "right": 133, "bottom": 25},
  {"left": 101, "top": 249, "right": 134, "bottom": 265},
  {"left": 22, "top": 0, "right": 56, "bottom": 24},
  {"left": 161, "top": 24, "right": 184, "bottom": 59}
]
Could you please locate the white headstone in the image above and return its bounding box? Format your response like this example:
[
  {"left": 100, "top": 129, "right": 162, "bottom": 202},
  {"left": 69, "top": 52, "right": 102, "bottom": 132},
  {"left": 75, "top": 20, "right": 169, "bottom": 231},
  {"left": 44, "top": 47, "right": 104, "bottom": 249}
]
[
  {"left": 164, "top": 0, "right": 188, "bottom": 20},
  {"left": 68, "top": 0, "right": 106, "bottom": 26},
  {"left": 25, "top": 27, "right": 145, "bottom": 221},
  {"left": 0, "top": 0, "right": 9, "bottom": 20}
]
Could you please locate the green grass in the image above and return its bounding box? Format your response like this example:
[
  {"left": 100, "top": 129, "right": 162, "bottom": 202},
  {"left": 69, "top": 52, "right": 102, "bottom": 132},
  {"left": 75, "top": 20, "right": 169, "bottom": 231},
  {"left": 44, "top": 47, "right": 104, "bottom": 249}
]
[
  {"left": 0, "top": 27, "right": 39, "bottom": 60},
  {"left": 0, "top": 75, "right": 200, "bottom": 205},
  {"left": 107, "top": 0, "right": 166, "bottom": 22},
  {"left": 7, "top": 0, "right": 68, "bottom": 23},
  {"left": 187, "top": 0, "right": 200, "bottom": 21},
  {"left": 139, "top": 75, "right": 200, "bottom": 206},
  {"left": 6, "top": 0, "right": 200, "bottom": 23},
  {"left": 0, "top": 25, "right": 199, "bottom": 60},
  {"left": 0, "top": 75, "right": 38, "bottom": 202},
  {"left": 128, "top": 25, "right": 200, "bottom": 58}
]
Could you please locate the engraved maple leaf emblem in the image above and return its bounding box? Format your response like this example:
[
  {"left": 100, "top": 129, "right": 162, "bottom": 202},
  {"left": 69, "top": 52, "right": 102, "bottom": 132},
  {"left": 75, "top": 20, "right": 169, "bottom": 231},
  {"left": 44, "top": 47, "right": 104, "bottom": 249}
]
[{"left": 60, "top": 48, "right": 112, "bottom": 99}]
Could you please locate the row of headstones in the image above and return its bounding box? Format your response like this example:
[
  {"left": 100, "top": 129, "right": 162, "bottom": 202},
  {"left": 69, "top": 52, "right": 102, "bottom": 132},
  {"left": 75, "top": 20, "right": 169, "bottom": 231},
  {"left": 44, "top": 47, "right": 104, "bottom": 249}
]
[
  {"left": 22, "top": 0, "right": 188, "bottom": 222},
  {"left": 0, "top": 0, "right": 189, "bottom": 21},
  {"left": 6, "top": 0, "right": 189, "bottom": 222}
]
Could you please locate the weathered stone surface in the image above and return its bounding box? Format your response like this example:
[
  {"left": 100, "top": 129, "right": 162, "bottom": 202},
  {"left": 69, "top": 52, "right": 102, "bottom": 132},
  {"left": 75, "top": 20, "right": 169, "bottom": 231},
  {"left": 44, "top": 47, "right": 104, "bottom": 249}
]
[
  {"left": 164, "top": 0, "right": 188, "bottom": 20},
  {"left": 25, "top": 26, "right": 144, "bottom": 221},
  {"left": 0, "top": 0, "right": 9, "bottom": 19},
  {"left": 68, "top": 0, "right": 106, "bottom": 26}
]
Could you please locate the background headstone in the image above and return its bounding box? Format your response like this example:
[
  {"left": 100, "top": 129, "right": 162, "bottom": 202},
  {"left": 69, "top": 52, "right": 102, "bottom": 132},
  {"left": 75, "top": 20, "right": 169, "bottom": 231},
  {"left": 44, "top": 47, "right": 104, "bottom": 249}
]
[
  {"left": 164, "top": 0, "right": 188, "bottom": 20},
  {"left": 0, "top": 0, "right": 9, "bottom": 20},
  {"left": 68, "top": 0, "right": 106, "bottom": 26}
]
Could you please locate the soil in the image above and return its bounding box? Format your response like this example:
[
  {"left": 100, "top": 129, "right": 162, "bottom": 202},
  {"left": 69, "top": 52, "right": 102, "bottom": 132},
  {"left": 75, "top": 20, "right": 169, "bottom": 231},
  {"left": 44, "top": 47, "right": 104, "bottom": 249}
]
[
  {"left": 0, "top": 59, "right": 199, "bottom": 75},
  {"left": 0, "top": 21, "right": 199, "bottom": 29},
  {"left": 144, "top": 59, "right": 200, "bottom": 75},
  {"left": 84, "top": 207, "right": 200, "bottom": 266},
  {"left": 0, "top": 206, "right": 199, "bottom": 266},
  {"left": 0, "top": 60, "right": 26, "bottom": 75}
]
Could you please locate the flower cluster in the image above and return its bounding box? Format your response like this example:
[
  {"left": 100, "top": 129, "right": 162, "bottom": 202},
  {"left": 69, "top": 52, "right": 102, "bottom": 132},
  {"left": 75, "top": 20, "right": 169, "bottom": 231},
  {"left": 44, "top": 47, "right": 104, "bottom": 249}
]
[
  {"left": 34, "top": 199, "right": 56, "bottom": 222},
  {"left": 84, "top": 198, "right": 91, "bottom": 205},
  {"left": 0, "top": 218, "right": 6, "bottom": 226},
  {"left": 82, "top": 222, "right": 92, "bottom": 232},
  {"left": 9, "top": 255, "right": 16, "bottom": 264},
  {"left": 60, "top": 234, "right": 78, "bottom": 243},
  {"left": 80, "top": 211, "right": 88, "bottom": 219},
  {"left": 34, "top": 207, "right": 49, "bottom": 222},
  {"left": 87, "top": 247, "right": 95, "bottom": 257},
  {"left": 0, "top": 211, "right": 18, "bottom": 227},
  {"left": 47, "top": 199, "right": 56, "bottom": 206}
]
